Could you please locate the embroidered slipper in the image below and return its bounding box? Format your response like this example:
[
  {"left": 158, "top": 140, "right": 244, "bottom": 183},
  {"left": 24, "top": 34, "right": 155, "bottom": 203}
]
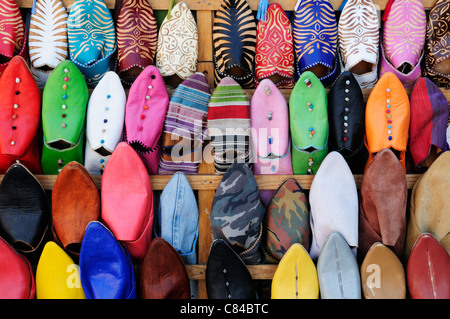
[
  {"left": 28, "top": 0, "right": 68, "bottom": 89},
  {"left": 0, "top": 56, "right": 42, "bottom": 174},
  {"left": 156, "top": 1, "right": 198, "bottom": 88},
  {"left": 213, "top": 0, "right": 257, "bottom": 89},
  {"left": 0, "top": 0, "right": 28, "bottom": 77},
  {"left": 289, "top": 71, "right": 329, "bottom": 175},
  {"left": 293, "top": 0, "right": 340, "bottom": 88},
  {"left": 254, "top": 2, "right": 295, "bottom": 89},
  {"left": 67, "top": 0, "right": 116, "bottom": 87},
  {"left": 338, "top": 0, "right": 380, "bottom": 89},
  {"left": 379, "top": 0, "right": 426, "bottom": 88},
  {"left": 207, "top": 77, "right": 251, "bottom": 174},
  {"left": 423, "top": 0, "right": 450, "bottom": 88},
  {"left": 116, "top": 0, "right": 157, "bottom": 87}
]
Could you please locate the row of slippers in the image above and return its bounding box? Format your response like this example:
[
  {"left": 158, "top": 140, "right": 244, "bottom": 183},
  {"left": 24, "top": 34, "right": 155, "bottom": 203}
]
[
  {"left": 0, "top": 54, "right": 448, "bottom": 185},
  {"left": 0, "top": 0, "right": 449, "bottom": 91},
  {"left": 0, "top": 145, "right": 449, "bottom": 298}
]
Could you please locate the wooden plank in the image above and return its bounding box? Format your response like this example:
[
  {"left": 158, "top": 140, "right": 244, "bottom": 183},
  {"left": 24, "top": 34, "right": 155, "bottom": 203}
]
[
  {"left": 15, "top": 0, "right": 440, "bottom": 11},
  {"left": 186, "top": 264, "right": 277, "bottom": 280},
  {"left": 196, "top": 143, "right": 216, "bottom": 299},
  {"left": 3, "top": 173, "right": 421, "bottom": 190}
]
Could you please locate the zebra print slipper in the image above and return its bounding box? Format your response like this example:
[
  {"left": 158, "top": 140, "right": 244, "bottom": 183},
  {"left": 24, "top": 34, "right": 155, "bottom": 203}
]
[
  {"left": 213, "top": 0, "right": 257, "bottom": 89},
  {"left": 29, "top": 0, "right": 68, "bottom": 89}
]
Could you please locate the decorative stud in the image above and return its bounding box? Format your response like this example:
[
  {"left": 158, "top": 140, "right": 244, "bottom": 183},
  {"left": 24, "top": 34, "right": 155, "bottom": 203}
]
[
  {"left": 144, "top": 105, "right": 149, "bottom": 110},
  {"left": 268, "top": 111, "right": 272, "bottom": 120},
  {"left": 141, "top": 114, "right": 145, "bottom": 119},
  {"left": 345, "top": 80, "right": 350, "bottom": 85},
  {"left": 13, "top": 104, "right": 18, "bottom": 109},
  {"left": 148, "top": 85, "right": 153, "bottom": 89},
  {"left": 265, "top": 86, "right": 271, "bottom": 95},
  {"left": 388, "top": 136, "right": 393, "bottom": 141},
  {"left": 10, "top": 141, "right": 15, "bottom": 145},
  {"left": 12, "top": 114, "right": 18, "bottom": 119},
  {"left": 62, "top": 104, "right": 67, "bottom": 110},
  {"left": 268, "top": 136, "right": 273, "bottom": 144},
  {"left": 63, "top": 84, "right": 67, "bottom": 90},
  {"left": 104, "top": 119, "right": 108, "bottom": 123},
  {"left": 64, "top": 76, "right": 69, "bottom": 82},
  {"left": 345, "top": 89, "right": 349, "bottom": 93},
  {"left": 386, "top": 88, "right": 391, "bottom": 93},
  {"left": 304, "top": 78, "right": 312, "bottom": 88},
  {"left": 307, "top": 102, "right": 313, "bottom": 112},
  {"left": 62, "top": 123, "right": 67, "bottom": 128},
  {"left": 107, "top": 94, "right": 111, "bottom": 99},
  {"left": 15, "top": 78, "right": 20, "bottom": 83},
  {"left": 344, "top": 107, "right": 349, "bottom": 112},
  {"left": 62, "top": 94, "right": 67, "bottom": 100},
  {"left": 146, "top": 95, "right": 150, "bottom": 100},
  {"left": 344, "top": 116, "right": 348, "bottom": 121},
  {"left": 64, "top": 68, "right": 69, "bottom": 73}
]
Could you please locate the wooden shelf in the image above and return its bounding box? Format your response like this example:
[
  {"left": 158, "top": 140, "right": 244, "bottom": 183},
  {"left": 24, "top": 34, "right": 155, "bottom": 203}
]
[
  {"left": 0, "top": 173, "right": 421, "bottom": 191},
  {"left": 186, "top": 264, "right": 277, "bottom": 280},
  {"left": 15, "top": 0, "right": 440, "bottom": 11}
]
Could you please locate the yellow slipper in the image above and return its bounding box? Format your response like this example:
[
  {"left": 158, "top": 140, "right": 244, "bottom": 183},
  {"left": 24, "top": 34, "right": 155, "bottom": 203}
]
[
  {"left": 271, "top": 243, "right": 319, "bottom": 299},
  {"left": 36, "top": 241, "right": 85, "bottom": 299}
]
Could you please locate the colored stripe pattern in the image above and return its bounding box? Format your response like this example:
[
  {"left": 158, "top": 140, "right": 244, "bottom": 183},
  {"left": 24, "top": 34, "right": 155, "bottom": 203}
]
[
  {"left": 424, "top": 0, "right": 450, "bottom": 88},
  {"left": 29, "top": 0, "right": 68, "bottom": 69},
  {"left": 213, "top": 0, "right": 257, "bottom": 89},
  {"left": 159, "top": 73, "right": 211, "bottom": 174},
  {"left": 208, "top": 78, "right": 251, "bottom": 174}
]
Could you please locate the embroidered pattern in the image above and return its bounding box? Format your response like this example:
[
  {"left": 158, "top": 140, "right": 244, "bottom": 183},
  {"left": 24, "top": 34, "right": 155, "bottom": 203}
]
[
  {"left": 0, "top": 0, "right": 26, "bottom": 76},
  {"left": 156, "top": 2, "right": 198, "bottom": 81},
  {"left": 424, "top": 0, "right": 450, "bottom": 88},
  {"left": 255, "top": 3, "right": 294, "bottom": 88},
  {"left": 29, "top": 0, "right": 68, "bottom": 69},
  {"left": 116, "top": 0, "right": 157, "bottom": 80},
  {"left": 338, "top": 0, "right": 379, "bottom": 88}
]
